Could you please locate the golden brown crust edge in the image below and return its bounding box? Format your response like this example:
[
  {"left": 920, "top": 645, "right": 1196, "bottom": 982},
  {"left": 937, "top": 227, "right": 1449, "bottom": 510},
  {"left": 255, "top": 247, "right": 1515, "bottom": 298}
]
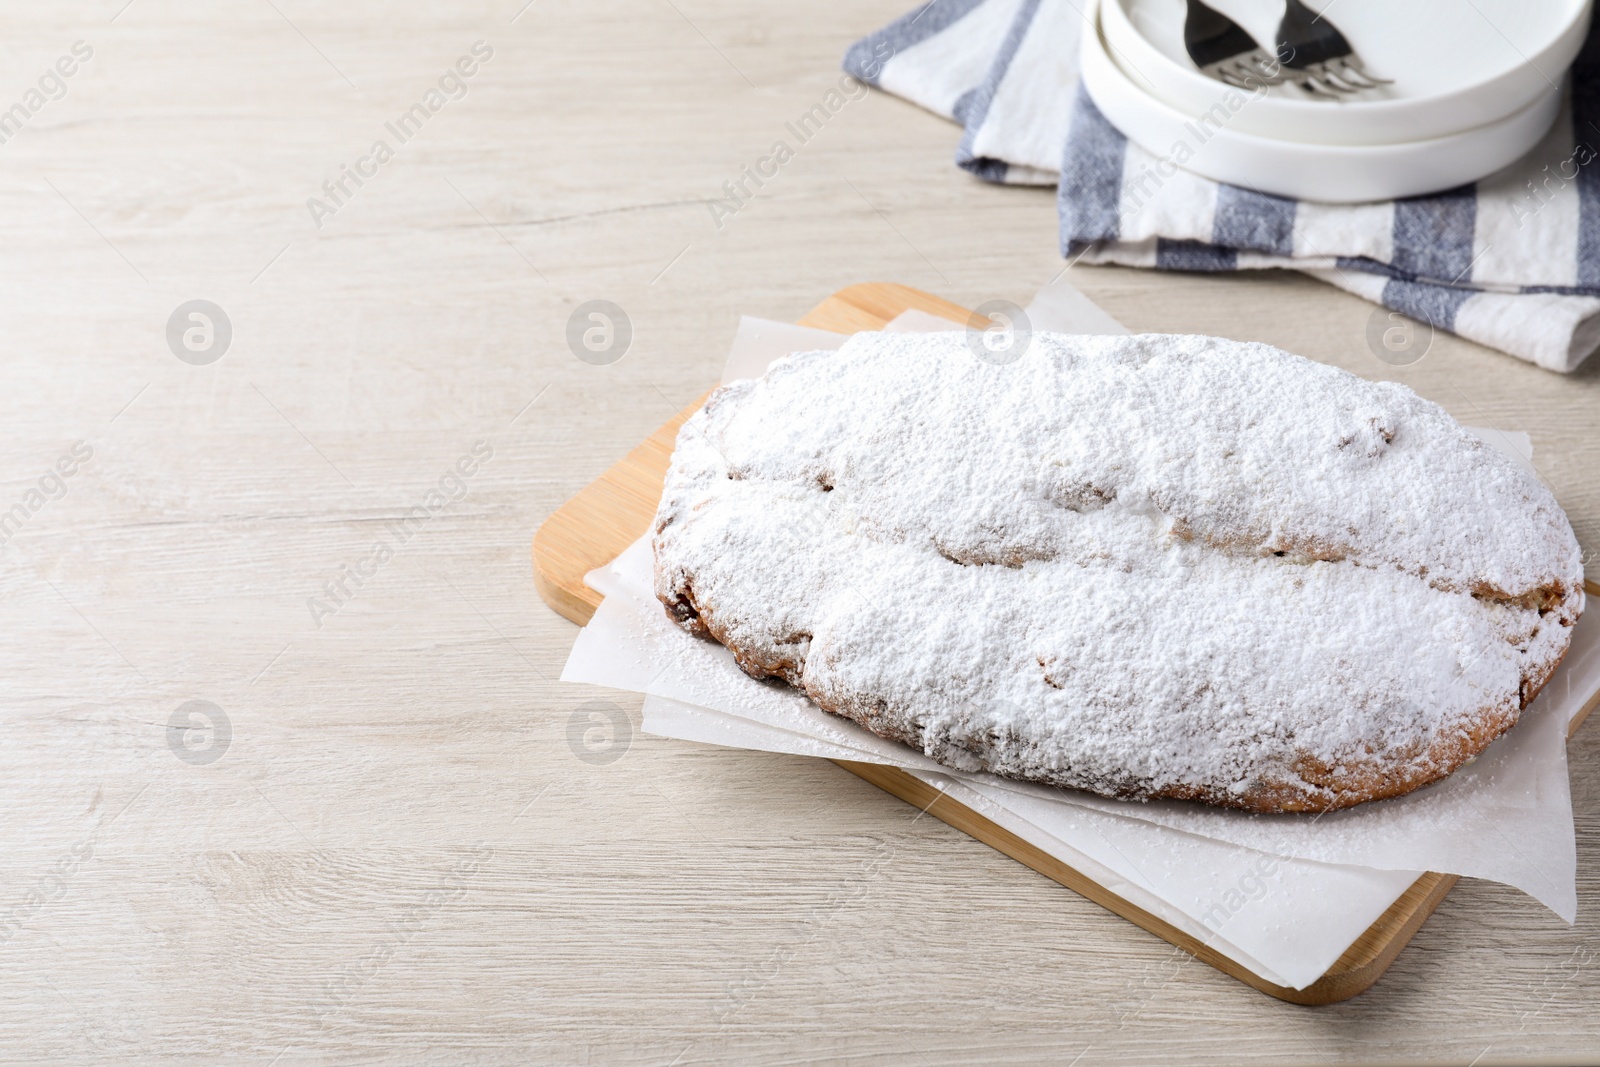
[{"left": 662, "top": 575, "right": 1583, "bottom": 815}]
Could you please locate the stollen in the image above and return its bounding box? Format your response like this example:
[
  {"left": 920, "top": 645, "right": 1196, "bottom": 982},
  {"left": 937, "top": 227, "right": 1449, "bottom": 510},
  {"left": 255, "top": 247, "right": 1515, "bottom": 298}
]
[{"left": 844, "top": 0, "right": 1600, "bottom": 372}]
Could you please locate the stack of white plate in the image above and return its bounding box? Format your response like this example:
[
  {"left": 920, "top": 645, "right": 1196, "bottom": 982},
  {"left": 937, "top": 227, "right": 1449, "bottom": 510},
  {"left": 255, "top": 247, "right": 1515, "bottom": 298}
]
[{"left": 1083, "top": 0, "right": 1593, "bottom": 202}]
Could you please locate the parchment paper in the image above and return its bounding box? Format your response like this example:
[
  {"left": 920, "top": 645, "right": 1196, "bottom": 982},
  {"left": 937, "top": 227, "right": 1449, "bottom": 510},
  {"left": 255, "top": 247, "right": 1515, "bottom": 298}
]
[{"left": 558, "top": 278, "right": 1592, "bottom": 989}]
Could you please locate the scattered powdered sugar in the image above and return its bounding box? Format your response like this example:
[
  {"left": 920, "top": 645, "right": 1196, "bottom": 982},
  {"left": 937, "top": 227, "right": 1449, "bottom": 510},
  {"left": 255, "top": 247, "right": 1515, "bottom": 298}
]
[{"left": 652, "top": 330, "right": 1586, "bottom": 811}]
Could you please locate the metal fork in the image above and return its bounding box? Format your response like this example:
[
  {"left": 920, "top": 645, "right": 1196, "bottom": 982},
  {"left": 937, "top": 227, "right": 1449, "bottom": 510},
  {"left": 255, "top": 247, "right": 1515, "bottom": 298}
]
[
  {"left": 1182, "top": 0, "right": 1286, "bottom": 90},
  {"left": 1274, "top": 0, "right": 1392, "bottom": 99}
]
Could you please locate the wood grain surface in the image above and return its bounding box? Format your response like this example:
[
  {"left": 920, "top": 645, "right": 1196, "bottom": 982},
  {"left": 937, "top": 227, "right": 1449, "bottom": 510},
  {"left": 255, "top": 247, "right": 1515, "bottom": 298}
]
[{"left": 3, "top": 1, "right": 1600, "bottom": 1064}]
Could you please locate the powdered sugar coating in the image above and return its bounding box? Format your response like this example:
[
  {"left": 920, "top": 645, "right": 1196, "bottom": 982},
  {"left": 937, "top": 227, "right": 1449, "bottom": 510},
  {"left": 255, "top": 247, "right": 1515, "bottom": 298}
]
[{"left": 652, "top": 331, "right": 1585, "bottom": 812}]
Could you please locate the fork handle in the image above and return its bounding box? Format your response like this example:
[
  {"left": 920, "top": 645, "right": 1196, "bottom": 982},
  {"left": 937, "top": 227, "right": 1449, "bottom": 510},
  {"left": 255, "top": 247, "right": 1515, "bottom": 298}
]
[
  {"left": 1276, "top": 0, "right": 1347, "bottom": 68},
  {"left": 1185, "top": 0, "right": 1261, "bottom": 69}
]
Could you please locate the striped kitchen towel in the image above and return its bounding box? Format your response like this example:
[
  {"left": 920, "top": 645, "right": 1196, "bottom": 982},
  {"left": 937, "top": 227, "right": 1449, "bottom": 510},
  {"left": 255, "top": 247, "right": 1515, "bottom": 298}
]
[{"left": 844, "top": 0, "right": 1600, "bottom": 372}]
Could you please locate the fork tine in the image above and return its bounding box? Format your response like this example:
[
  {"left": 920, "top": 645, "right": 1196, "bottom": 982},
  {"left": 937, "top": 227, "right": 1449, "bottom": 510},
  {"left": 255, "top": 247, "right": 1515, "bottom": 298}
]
[
  {"left": 1313, "top": 62, "right": 1365, "bottom": 92},
  {"left": 1247, "top": 54, "right": 1288, "bottom": 85},
  {"left": 1297, "top": 75, "right": 1346, "bottom": 101},
  {"left": 1228, "top": 60, "right": 1269, "bottom": 87},
  {"left": 1317, "top": 68, "right": 1368, "bottom": 93},
  {"left": 1329, "top": 68, "right": 1381, "bottom": 90},
  {"left": 1338, "top": 57, "right": 1392, "bottom": 87}
]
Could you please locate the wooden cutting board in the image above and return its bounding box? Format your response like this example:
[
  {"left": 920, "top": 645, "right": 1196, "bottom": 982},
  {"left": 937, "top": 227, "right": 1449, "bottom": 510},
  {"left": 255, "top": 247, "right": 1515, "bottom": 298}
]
[{"left": 532, "top": 282, "right": 1599, "bottom": 1005}]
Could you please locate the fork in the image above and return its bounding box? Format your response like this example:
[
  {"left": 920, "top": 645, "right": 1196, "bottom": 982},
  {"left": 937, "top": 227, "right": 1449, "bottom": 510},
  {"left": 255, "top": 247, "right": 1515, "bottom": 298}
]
[
  {"left": 1182, "top": 0, "right": 1286, "bottom": 90},
  {"left": 1274, "top": 0, "right": 1392, "bottom": 99}
]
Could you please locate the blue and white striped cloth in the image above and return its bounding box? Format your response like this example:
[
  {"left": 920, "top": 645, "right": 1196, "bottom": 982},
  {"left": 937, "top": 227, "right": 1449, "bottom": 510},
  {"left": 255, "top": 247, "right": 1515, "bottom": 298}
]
[{"left": 845, "top": 0, "right": 1600, "bottom": 372}]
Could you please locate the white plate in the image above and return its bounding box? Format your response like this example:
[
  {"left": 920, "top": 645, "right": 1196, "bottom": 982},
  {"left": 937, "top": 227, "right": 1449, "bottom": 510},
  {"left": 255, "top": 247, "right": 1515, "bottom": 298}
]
[
  {"left": 1103, "top": 0, "right": 1589, "bottom": 146},
  {"left": 1082, "top": 1, "right": 1566, "bottom": 203}
]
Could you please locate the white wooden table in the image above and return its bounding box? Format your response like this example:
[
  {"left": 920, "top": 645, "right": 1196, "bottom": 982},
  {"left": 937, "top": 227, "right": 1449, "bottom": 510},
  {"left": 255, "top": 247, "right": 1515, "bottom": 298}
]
[{"left": 2, "top": 2, "right": 1597, "bottom": 1063}]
